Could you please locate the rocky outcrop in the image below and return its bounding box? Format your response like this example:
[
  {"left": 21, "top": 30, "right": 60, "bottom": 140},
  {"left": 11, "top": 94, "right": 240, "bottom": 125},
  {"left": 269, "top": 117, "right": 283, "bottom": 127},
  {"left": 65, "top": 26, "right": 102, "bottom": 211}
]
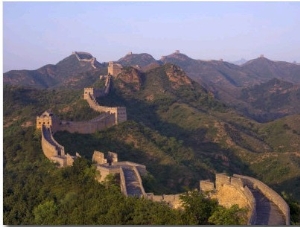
[{"left": 165, "top": 64, "right": 192, "bottom": 88}]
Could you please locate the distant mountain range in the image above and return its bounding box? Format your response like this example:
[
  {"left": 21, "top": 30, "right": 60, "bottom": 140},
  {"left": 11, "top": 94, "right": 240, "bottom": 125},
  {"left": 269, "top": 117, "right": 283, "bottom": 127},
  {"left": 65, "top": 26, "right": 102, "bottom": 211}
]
[{"left": 4, "top": 51, "right": 300, "bottom": 122}]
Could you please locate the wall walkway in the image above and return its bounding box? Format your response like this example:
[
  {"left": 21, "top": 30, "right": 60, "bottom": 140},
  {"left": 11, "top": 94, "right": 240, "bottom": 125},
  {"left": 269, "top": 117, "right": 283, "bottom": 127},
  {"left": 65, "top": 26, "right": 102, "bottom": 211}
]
[
  {"left": 233, "top": 174, "right": 290, "bottom": 225},
  {"left": 122, "top": 166, "right": 144, "bottom": 197},
  {"left": 42, "top": 125, "right": 65, "bottom": 158},
  {"left": 250, "top": 188, "right": 285, "bottom": 225}
]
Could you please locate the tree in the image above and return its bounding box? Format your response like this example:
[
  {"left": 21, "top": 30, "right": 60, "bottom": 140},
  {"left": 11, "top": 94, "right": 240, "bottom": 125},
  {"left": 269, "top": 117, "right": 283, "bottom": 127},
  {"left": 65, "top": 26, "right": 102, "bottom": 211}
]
[
  {"left": 208, "top": 204, "right": 248, "bottom": 225},
  {"left": 179, "top": 190, "right": 218, "bottom": 224},
  {"left": 282, "top": 191, "right": 300, "bottom": 225},
  {"left": 33, "top": 200, "right": 58, "bottom": 225}
]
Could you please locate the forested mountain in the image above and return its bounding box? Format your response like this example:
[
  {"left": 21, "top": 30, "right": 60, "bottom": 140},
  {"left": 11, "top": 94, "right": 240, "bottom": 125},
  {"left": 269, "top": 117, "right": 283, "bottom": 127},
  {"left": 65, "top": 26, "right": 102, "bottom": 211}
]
[
  {"left": 240, "top": 78, "right": 300, "bottom": 121},
  {"left": 4, "top": 51, "right": 300, "bottom": 123},
  {"left": 3, "top": 52, "right": 300, "bottom": 224}
]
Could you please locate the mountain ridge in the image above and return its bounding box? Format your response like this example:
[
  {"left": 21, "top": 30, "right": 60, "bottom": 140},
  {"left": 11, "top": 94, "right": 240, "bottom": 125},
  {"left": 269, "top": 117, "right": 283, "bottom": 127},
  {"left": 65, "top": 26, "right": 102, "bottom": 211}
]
[
  {"left": 3, "top": 52, "right": 106, "bottom": 88},
  {"left": 4, "top": 51, "right": 300, "bottom": 122}
]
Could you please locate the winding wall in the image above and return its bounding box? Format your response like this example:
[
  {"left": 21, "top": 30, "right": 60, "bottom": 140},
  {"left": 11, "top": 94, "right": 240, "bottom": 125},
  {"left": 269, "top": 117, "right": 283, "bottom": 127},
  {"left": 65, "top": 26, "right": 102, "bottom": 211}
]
[
  {"left": 73, "top": 51, "right": 96, "bottom": 69},
  {"left": 41, "top": 125, "right": 65, "bottom": 159},
  {"left": 233, "top": 174, "right": 290, "bottom": 225},
  {"left": 84, "top": 76, "right": 127, "bottom": 125}
]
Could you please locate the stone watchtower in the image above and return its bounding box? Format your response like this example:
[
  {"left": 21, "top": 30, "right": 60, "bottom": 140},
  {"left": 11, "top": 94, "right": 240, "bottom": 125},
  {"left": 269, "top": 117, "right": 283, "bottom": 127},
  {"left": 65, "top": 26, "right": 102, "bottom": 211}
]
[
  {"left": 108, "top": 61, "right": 123, "bottom": 77},
  {"left": 36, "top": 110, "right": 60, "bottom": 132}
]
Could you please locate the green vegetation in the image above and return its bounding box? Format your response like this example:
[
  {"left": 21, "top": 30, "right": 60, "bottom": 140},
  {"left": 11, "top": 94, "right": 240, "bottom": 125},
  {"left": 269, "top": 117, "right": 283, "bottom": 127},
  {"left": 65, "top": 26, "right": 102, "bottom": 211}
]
[
  {"left": 282, "top": 192, "right": 300, "bottom": 225},
  {"left": 240, "top": 78, "right": 300, "bottom": 122},
  {"left": 3, "top": 125, "right": 246, "bottom": 224},
  {"left": 3, "top": 63, "right": 300, "bottom": 224}
]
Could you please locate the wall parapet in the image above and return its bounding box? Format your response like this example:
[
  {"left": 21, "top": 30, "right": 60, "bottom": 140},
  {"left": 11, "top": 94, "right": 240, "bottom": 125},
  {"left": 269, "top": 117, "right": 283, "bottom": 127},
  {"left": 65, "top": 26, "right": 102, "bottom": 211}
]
[
  {"left": 41, "top": 125, "right": 71, "bottom": 167},
  {"left": 132, "top": 166, "right": 146, "bottom": 196},
  {"left": 145, "top": 193, "right": 183, "bottom": 209},
  {"left": 201, "top": 173, "right": 260, "bottom": 225},
  {"left": 119, "top": 167, "right": 127, "bottom": 195},
  {"left": 244, "top": 185, "right": 257, "bottom": 225},
  {"left": 233, "top": 174, "right": 290, "bottom": 225}
]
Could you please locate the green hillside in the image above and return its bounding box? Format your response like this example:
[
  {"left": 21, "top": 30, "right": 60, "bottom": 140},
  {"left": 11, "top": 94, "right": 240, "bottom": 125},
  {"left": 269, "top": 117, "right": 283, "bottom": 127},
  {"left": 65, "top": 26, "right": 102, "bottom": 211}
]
[{"left": 3, "top": 63, "right": 300, "bottom": 224}]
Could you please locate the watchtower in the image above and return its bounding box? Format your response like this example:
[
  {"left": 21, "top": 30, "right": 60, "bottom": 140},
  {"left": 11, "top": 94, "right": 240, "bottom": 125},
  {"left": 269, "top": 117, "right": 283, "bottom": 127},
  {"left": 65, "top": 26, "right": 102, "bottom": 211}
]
[
  {"left": 108, "top": 61, "right": 123, "bottom": 77},
  {"left": 36, "top": 110, "right": 60, "bottom": 132}
]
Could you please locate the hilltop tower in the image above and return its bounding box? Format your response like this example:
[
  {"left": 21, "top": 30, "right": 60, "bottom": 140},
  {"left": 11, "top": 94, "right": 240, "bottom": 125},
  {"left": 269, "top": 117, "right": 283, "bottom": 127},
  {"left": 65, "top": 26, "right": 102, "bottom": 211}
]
[
  {"left": 108, "top": 61, "right": 123, "bottom": 77},
  {"left": 36, "top": 110, "right": 60, "bottom": 132}
]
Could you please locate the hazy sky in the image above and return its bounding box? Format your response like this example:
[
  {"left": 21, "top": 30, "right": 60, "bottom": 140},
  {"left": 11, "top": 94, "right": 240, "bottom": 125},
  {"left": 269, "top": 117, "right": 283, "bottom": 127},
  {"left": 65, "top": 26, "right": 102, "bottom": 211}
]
[{"left": 3, "top": 1, "right": 300, "bottom": 72}]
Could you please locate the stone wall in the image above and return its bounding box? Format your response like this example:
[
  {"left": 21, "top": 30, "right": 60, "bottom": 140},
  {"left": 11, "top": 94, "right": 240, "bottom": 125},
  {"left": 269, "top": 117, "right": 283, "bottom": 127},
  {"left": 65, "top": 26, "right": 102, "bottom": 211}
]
[
  {"left": 41, "top": 126, "right": 65, "bottom": 159},
  {"left": 73, "top": 51, "right": 96, "bottom": 69},
  {"left": 92, "top": 151, "right": 107, "bottom": 164},
  {"left": 41, "top": 129, "right": 59, "bottom": 159},
  {"left": 37, "top": 111, "right": 60, "bottom": 132},
  {"left": 215, "top": 173, "right": 231, "bottom": 189},
  {"left": 107, "top": 151, "right": 118, "bottom": 163},
  {"left": 120, "top": 167, "right": 127, "bottom": 195},
  {"left": 201, "top": 173, "right": 258, "bottom": 225},
  {"left": 200, "top": 180, "right": 215, "bottom": 192},
  {"left": 96, "top": 165, "right": 121, "bottom": 182},
  {"left": 244, "top": 186, "right": 257, "bottom": 225},
  {"left": 146, "top": 193, "right": 183, "bottom": 209},
  {"left": 108, "top": 61, "right": 123, "bottom": 76},
  {"left": 233, "top": 174, "right": 290, "bottom": 225},
  {"left": 84, "top": 92, "right": 127, "bottom": 125},
  {"left": 83, "top": 74, "right": 111, "bottom": 100},
  {"left": 41, "top": 126, "right": 80, "bottom": 168},
  {"left": 132, "top": 166, "right": 146, "bottom": 196},
  {"left": 58, "top": 114, "right": 115, "bottom": 134}
]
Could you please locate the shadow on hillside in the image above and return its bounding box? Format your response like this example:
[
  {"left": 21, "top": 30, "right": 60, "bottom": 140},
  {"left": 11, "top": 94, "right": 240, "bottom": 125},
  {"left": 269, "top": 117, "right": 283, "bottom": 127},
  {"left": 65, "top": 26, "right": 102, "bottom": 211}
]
[
  {"left": 270, "top": 176, "right": 300, "bottom": 203},
  {"left": 83, "top": 86, "right": 256, "bottom": 191},
  {"left": 54, "top": 130, "right": 195, "bottom": 194}
]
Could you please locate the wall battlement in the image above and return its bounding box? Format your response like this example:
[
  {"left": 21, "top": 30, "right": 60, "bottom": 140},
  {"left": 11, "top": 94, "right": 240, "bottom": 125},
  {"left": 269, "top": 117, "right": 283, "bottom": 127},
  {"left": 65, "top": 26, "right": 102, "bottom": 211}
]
[
  {"left": 200, "top": 173, "right": 290, "bottom": 225},
  {"left": 145, "top": 193, "right": 183, "bottom": 209}
]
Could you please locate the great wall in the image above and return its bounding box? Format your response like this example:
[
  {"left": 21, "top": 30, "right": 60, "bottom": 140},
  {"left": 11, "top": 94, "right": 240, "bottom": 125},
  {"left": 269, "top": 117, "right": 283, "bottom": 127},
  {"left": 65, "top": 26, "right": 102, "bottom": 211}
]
[
  {"left": 73, "top": 51, "right": 97, "bottom": 69},
  {"left": 36, "top": 53, "right": 290, "bottom": 225}
]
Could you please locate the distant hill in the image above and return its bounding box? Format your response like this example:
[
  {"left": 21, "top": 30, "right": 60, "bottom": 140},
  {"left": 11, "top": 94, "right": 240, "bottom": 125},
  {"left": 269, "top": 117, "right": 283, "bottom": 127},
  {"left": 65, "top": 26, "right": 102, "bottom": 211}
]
[
  {"left": 239, "top": 78, "right": 300, "bottom": 121},
  {"left": 117, "top": 52, "right": 158, "bottom": 69},
  {"left": 231, "top": 58, "right": 247, "bottom": 66},
  {"left": 3, "top": 51, "right": 106, "bottom": 89},
  {"left": 241, "top": 56, "right": 300, "bottom": 84},
  {"left": 159, "top": 52, "right": 300, "bottom": 122}
]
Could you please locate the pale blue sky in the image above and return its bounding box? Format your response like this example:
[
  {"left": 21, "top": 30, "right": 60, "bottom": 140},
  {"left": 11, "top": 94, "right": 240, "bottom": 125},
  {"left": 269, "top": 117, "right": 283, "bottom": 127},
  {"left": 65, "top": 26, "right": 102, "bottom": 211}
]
[{"left": 3, "top": 1, "right": 300, "bottom": 72}]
